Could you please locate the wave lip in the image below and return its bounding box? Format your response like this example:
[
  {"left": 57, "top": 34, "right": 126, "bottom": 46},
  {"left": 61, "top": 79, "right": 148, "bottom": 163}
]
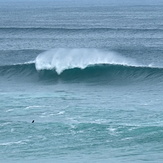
[{"left": 35, "top": 48, "right": 137, "bottom": 74}]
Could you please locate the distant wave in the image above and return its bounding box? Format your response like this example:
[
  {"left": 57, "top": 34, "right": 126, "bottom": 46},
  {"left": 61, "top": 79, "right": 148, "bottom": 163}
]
[
  {"left": 0, "top": 27, "right": 163, "bottom": 32},
  {"left": 0, "top": 48, "right": 163, "bottom": 83}
]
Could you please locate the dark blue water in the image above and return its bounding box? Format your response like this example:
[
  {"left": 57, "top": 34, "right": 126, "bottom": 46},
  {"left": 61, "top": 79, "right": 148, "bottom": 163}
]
[{"left": 0, "top": 1, "right": 163, "bottom": 162}]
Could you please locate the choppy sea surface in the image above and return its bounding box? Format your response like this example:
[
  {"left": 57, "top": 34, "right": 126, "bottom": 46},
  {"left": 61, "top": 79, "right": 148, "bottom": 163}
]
[{"left": 0, "top": 1, "right": 163, "bottom": 162}]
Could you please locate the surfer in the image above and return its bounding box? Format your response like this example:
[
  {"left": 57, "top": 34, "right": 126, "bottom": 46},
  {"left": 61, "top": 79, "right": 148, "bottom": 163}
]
[{"left": 32, "top": 120, "right": 34, "bottom": 123}]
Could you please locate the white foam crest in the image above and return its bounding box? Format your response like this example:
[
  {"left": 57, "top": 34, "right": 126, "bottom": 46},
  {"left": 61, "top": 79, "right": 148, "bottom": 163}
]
[
  {"left": 0, "top": 122, "right": 11, "bottom": 127},
  {"left": 35, "top": 48, "right": 137, "bottom": 74},
  {"left": 24, "top": 105, "right": 49, "bottom": 110},
  {"left": 0, "top": 140, "right": 27, "bottom": 146},
  {"left": 13, "top": 60, "right": 35, "bottom": 66},
  {"left": 24, "top": 60, "right": 35, "bottom": 64}
]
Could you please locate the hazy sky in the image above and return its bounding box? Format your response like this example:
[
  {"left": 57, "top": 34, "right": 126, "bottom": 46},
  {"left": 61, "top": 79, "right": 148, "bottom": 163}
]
[{"left": 0, "top": 0, "right": 163, "bottom": 4}]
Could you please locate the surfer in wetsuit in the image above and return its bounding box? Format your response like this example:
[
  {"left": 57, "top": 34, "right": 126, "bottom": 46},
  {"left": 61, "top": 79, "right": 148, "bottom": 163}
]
[{"left": 32, "top": 120, "right": 34, "bottom": 123}]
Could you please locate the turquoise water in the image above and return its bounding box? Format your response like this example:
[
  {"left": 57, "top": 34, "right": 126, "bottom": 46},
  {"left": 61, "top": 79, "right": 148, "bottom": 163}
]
[{"left": 0, "top": 1, "right": 163, "bottom": 162}]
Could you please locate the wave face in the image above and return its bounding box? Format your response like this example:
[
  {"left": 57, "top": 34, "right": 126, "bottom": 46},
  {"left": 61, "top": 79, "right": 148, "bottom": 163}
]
[
  {"left": 38, "top": 64, "right": 163, "bottom": 84},
  {"left": 0, "top": 62, "right": 37, "bottom": 81},
  {"left": 0, "top": 48, "right": 163, "bottom": 84}
]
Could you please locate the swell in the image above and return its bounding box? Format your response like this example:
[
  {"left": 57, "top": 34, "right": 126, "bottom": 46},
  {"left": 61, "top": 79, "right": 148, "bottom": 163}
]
[
  {"left": 0, "top": 27, "right": 163, "bottom": 33},
  {"left": 0, "top": 63, "right": 163, "bottom": 83}
]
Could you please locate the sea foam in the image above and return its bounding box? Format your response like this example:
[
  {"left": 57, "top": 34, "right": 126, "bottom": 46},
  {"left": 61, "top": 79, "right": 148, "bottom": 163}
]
[{"left": 35, "top": 48, "right": 137, "bottom": 74}]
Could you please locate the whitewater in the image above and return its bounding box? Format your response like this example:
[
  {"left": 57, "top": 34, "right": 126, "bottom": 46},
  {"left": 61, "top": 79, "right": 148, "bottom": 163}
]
[
  {"left": 35, "top": 48, "right": 137, "bottom": 74},
  {"left": 0, "top": 1, "right": 163, "bottom": 163}
]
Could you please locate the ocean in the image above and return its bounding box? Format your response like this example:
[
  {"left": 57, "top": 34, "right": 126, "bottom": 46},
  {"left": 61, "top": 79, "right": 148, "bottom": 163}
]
[{"left": 0, "top": 1, "right": 163, "bottom": 162}]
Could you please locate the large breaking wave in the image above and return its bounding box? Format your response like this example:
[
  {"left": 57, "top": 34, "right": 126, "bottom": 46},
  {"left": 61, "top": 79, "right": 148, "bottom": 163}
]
[{"left": 0, "top": 48, "right": 163, "bottom": 83}]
